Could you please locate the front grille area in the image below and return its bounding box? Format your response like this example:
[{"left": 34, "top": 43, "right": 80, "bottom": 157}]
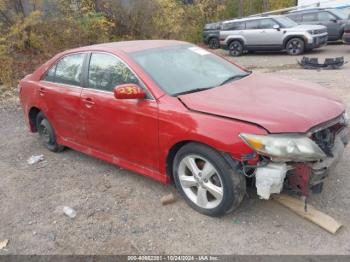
[{"left": 311, "top": 121, "right": 344, "bottom": 157}]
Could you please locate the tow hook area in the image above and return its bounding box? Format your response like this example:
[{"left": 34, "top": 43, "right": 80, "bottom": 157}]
[{"left": 255, "top": 163, "right": 289, "bottom": 200}]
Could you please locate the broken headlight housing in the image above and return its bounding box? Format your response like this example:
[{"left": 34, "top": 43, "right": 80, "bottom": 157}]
[{"left": 239, "top": 133, "right": 327, "bottom": 162}]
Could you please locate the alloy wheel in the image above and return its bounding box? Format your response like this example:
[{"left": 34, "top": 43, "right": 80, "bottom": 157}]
[
  {"left": 178, "top": 155, "right": 224, "bottom": 209},
  {"left": 229, "top": 42, "right": 243, "bottom": 56},
  {"left": 288, "top": 39, "right": 302, "bottom": 55}
]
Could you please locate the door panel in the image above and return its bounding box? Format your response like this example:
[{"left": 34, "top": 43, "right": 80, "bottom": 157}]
[
  {"left": 316, "top": 12, "right": 340, "bottom": 39},
  {"left": 38, "top": 81, "right": 83, "bottom": 142},
  {"left": 80, "top": 90, "right": 159, "bottom": 170},
  {"left": 243, "top": 29, "right": 262, "bottom": 45},
  {"left": 244, "top": 18, "right": 283, "bottom": 47},
  {"left": 38, "top": 53, "right": 86, "bottom": 144},
  {"left": 81, "top": 52, "right": 159, "bottom": 170},
  {"left": 255, "top": 29, "right": 284, "bottom": 46}
]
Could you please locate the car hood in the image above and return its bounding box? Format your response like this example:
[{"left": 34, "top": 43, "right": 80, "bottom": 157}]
[
  {"left": 179, "top": 73, "right": 345, "bottom": 133},
  {"left": 289, "top": 24, "right": 327, "bottom": 31}
]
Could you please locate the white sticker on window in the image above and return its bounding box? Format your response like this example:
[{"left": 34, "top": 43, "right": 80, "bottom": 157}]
[{"left": 188, "top": 47, "right": 210, "bottom": 56}]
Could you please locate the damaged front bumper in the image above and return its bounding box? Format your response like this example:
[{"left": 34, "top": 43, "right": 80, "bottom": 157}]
[{"left": 254, "top": 126, "right": 349, "bottom": 200}]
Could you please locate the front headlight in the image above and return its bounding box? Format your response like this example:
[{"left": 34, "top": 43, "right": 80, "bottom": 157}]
[
  {"left": 307, "top": 30, "right": 318, "bottom": 35},
  {"left": 239, "top": 133, "right": 327, "bottom": 162}
]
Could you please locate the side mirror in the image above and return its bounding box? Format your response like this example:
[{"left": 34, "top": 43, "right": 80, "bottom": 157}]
[
  {"left": 330, "top": 18, "right": 337, "bottom": 23},
  {"left": 273, "top": 24, "right": 281, "bottom": 30},
  {"left": 114, "top": 84, "right": 146, "bottom": 100}
]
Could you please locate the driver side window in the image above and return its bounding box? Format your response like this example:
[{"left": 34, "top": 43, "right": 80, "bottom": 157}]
[
  {"left": 88, "top": 53, "right": 138, "bottom": 92},
  {"left": 259, "top": 19, "right": 278, "bottom": 29},
  {"left": 318, "top": 11, "right": 336, "bottom": 21}
]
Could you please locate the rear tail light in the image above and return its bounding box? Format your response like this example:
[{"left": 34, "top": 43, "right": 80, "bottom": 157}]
[{"left": 345, "top": 29, "right": 350, "bottom": 33}]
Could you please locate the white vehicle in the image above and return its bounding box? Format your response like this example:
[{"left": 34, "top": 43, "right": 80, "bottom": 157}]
[{"left": 220, "top": 15, "right": 328, "bottom": 56}]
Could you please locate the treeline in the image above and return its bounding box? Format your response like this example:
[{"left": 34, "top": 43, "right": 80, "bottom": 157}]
[{"left": 0, "top": 0, "right": 295, "bottom": 87}]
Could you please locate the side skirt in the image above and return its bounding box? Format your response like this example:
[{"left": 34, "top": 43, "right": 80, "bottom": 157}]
[{"left": 57, "top": 136, "right": 170, "bottom": 184}]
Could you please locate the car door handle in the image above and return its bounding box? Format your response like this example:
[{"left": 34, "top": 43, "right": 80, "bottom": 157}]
[{"left": 83, "top": 97, "right": 95, "bottom": 108}]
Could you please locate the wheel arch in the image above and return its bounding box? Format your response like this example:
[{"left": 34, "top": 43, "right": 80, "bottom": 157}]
[
  {"left": 283, "top": 35, "right": 306, "bottom": 49},
  {"left": 28, "top": 106, "right": 42, "bottom": 132},
  {"left": 165, "top": 140, "right": 240, "bottom": 179},
  {"left": 208, "top": 35, "right": 219, "bottom": 41},
  {"left": 227, "top": 37, "right": 245, "bottom": 47}
]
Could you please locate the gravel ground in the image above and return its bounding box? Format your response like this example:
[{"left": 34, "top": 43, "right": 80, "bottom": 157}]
[{"left": 0, "top": 44, "right": 350, "bottom": 255}]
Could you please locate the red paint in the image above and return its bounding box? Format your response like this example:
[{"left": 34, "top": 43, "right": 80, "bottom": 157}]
[
  {"left": 19, "top": 40, "right": 346, "bottom": 184},
  {"left": 179, "top": 73, "right": 344, "bottom": 133},
  {"left": 287, "top": 164, "right": 311, "bottom": 196}
]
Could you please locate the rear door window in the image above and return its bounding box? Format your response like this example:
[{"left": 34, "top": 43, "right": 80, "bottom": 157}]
[
  {"left": 287, "top": 13, "right": 302, "bottom": 22},
  {"left": 318, "top": 11, "right": 336, "bottom": 21},
  {"left": 245, "top": 20, "right": 260, "bottom": 29},
  {"left": 223, "top": 21, "right": 245, "bottom": 30},
  {"left": 302, "top": 12, "right": 318, "bottom": 22},
  {"left": 259, "top": 18, "right": 278, "bottom": 29},
  {"left": 43, "top": 64, "right": 57, "bottom": 82},
  {"left": 55, "top": 54, "right": 85, "bottom": 86}
]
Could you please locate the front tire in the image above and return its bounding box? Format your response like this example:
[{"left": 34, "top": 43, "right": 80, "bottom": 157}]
[
  {"left": 173, "top": 143, "right": 246, "bottom": 217},
  {"left": 36, "top": 112, "right": 64, "bottom": 152},
  {"left": 286, "top": 38, "right": 305, "bottom": 55},
  {"left": 229, "top": 40, "right": 244, "bottom": 57}
]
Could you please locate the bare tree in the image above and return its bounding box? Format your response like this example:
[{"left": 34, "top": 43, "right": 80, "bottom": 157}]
[
  {"left": 238, "top": 0, "right": 244, "bottom": 17},
  {"left": 263, "top": 0, "right": 269, "bottom": 12}
]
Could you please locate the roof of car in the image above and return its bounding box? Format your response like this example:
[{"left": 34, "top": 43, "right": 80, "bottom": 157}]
[
  {"left": 69, "top": 40, "right": 189, "bottom": 54},
  {"left": 287, "top": 7, "right": 328, "bottom": 14},
  {"left": 222, "top": 15, "right": 282, "bottom": 23}
]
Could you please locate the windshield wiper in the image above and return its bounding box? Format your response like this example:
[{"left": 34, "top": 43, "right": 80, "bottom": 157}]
[
  {"left": 173, "top": 87, "right": 213, "bottom": 96},
  {"left": 219, "top": 73, "right": 251, "bottom": 86}
]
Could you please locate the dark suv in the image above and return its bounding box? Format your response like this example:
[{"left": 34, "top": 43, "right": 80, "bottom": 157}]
[
  {"left": 203, "top": 22, "right": 221, "bottom": 49},
  {"left": 286, "top": 8, "right": 349, "bottom": 41}
]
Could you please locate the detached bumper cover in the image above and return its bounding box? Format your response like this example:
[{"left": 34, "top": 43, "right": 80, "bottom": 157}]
[{"left": 298, "top": 56, "right": 347, "bottom": 70}]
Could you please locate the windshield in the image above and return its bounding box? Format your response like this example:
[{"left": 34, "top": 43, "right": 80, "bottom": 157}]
[
  {"left": 329, "top": 9, "right": 348, "bottom": 20},
  {"left": 130, "top": 45, "right": 248, "bottom": 96},
  {"left": 274, "top": 16, "right": 298, "bottom": 28},
  {"left": 204, "top": 23, "right": 221, "bottom": 30}
]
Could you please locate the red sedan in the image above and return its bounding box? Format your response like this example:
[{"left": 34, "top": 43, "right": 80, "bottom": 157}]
[{"left": 19, "top": 40, "right": 349, "bottom": 216}]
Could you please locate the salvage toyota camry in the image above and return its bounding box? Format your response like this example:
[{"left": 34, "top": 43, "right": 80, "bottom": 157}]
[{"left": 19, "top": 40, "right": 349, "bottom": 216}]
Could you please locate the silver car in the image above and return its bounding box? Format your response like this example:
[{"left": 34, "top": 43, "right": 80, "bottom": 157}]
[{"left": 220, "top": 15, "right": 328, "bottom": 56}]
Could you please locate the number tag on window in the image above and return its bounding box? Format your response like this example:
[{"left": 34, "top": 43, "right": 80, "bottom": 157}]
[{"left": 188, "top": 47, "right": 210, "bottom": 56}]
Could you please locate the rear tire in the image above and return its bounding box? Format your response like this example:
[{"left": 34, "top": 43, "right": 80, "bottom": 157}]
[
  {"left": 208, "top": 37, "right": 220, "bottom": 49},
  {"left": 229, "top": 40, "right": 244, "bottom": 57},
  {"left": 286, "top": 38, "right": 305, "bottom": 55},
  {"left": 173, "top": 143, "right": 246, "bottom": 217},
  {"left": 36, "top": 112, "right": 64, "bottom": 152}
]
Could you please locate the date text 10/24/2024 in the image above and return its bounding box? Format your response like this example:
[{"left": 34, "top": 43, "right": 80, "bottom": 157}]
[{"left": 127, "top": 256, "right": 220, "bottom": 261}]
